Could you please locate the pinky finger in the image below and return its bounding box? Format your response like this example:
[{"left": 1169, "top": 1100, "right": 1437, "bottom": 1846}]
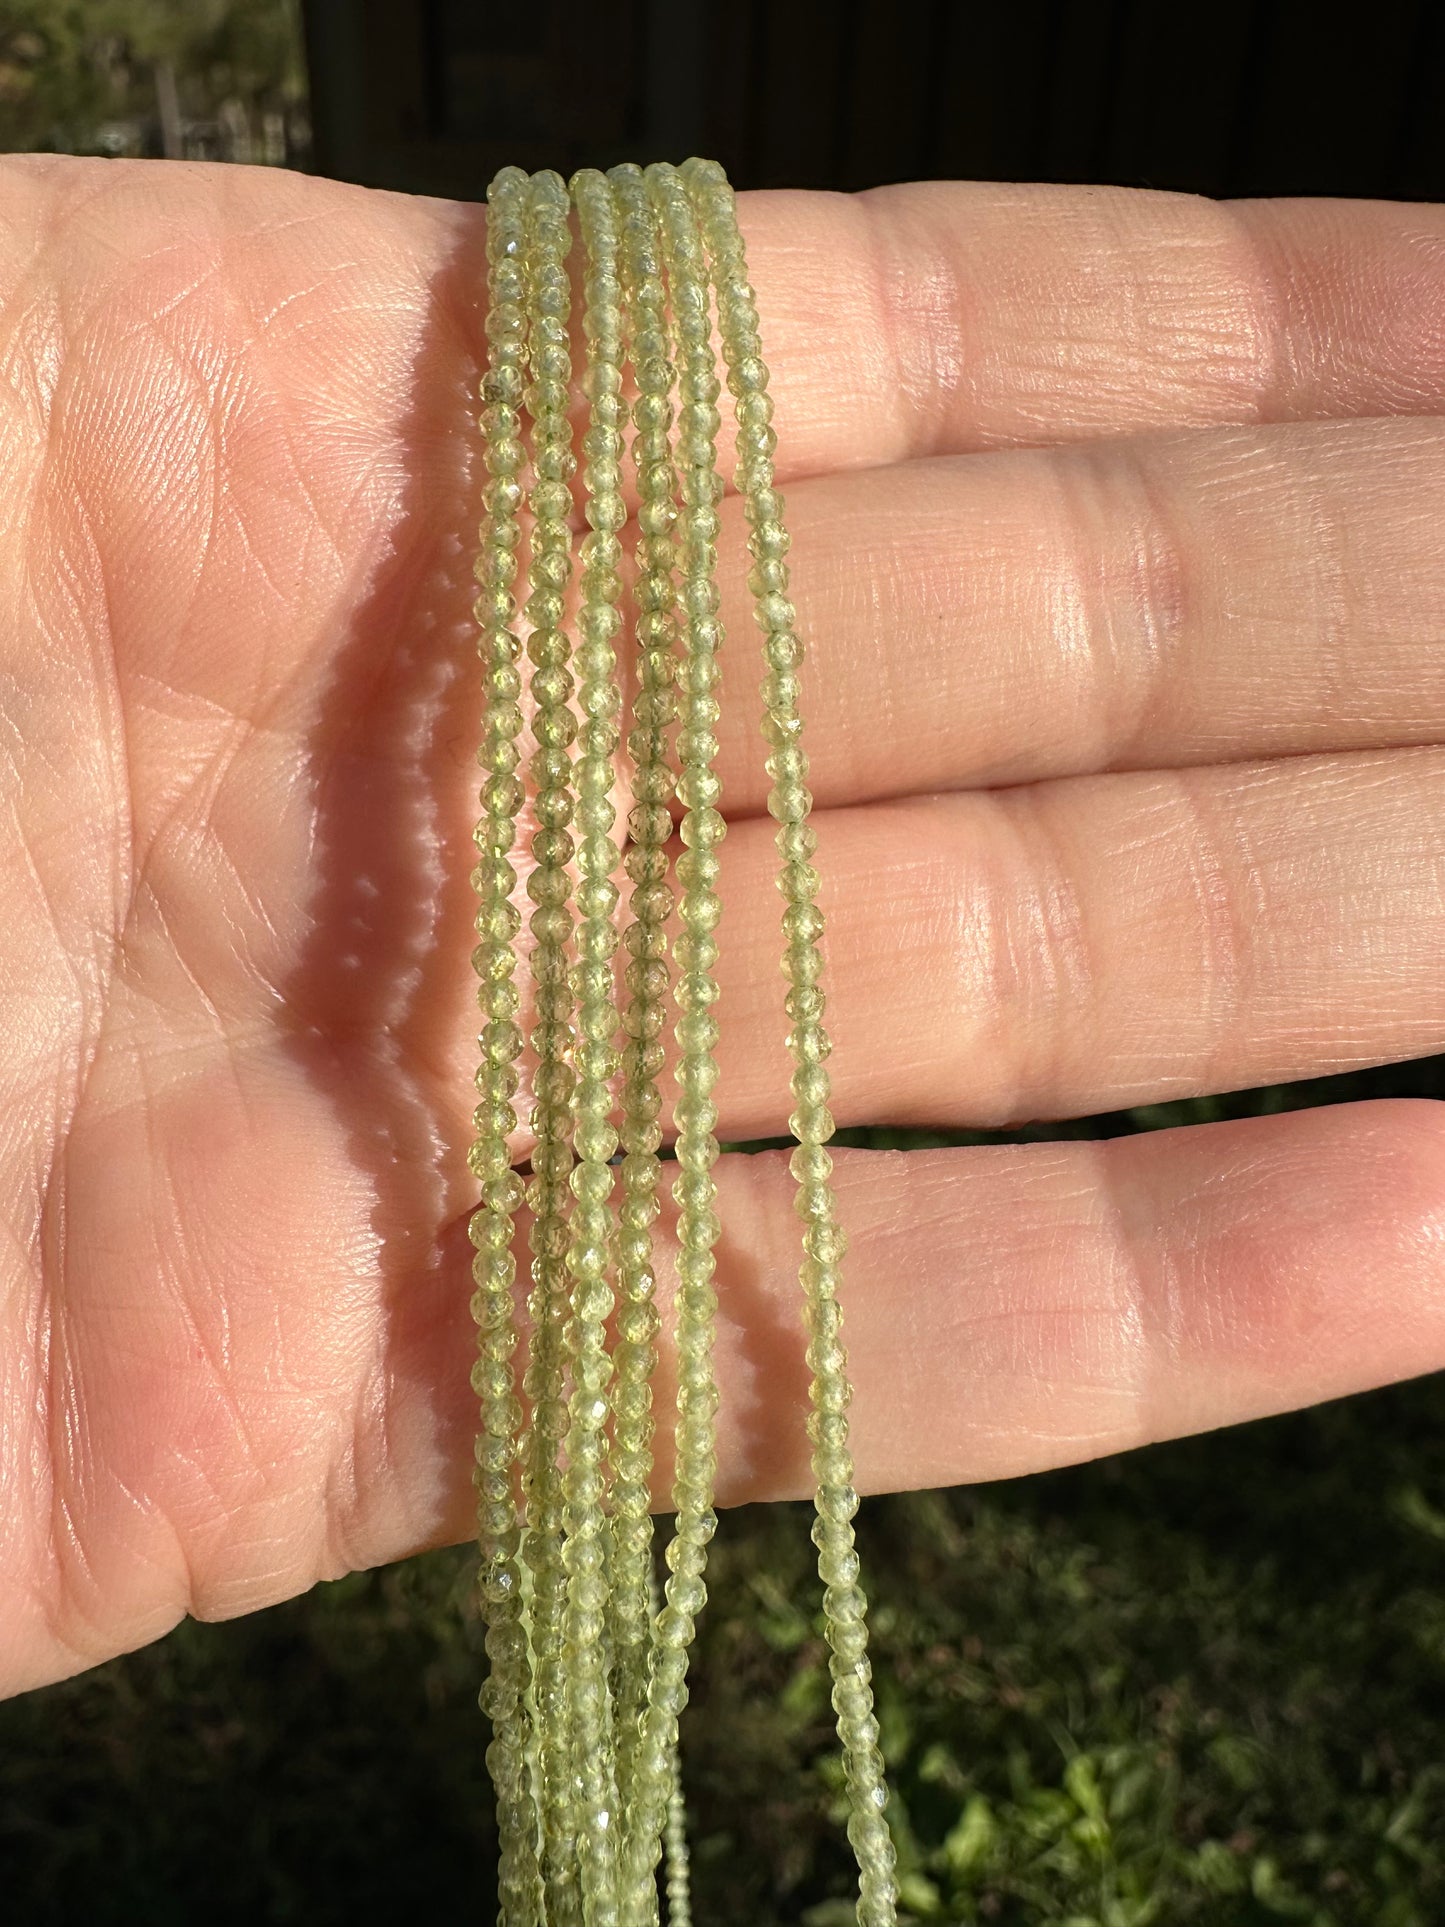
[
  {"left": 425, "top": 1100, "right": 1445, "bottom": 1536},
  {"left": 684, "top": 1100, "right": 1445, "bottom": 1504}
]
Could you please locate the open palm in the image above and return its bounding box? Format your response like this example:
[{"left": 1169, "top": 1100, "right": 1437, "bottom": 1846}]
[{"left": 3, "top": 153, "right": 1444, "bottom": 1698}]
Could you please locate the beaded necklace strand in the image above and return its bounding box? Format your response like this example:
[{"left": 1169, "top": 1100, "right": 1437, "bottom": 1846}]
[{"left": 469, "top": 158, "right": 900, "bottom": 1927}]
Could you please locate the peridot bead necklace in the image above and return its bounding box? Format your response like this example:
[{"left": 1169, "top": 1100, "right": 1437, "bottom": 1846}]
[{"left": 469, "top": 157, "right": 899, "bottom": 1927}]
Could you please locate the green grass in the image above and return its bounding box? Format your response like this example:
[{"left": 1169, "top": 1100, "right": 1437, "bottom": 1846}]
[{"left": 4, "top": 1066, "right": 1443, "bottom": 1924}]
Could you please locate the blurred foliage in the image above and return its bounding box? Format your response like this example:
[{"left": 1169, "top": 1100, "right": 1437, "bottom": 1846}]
[
  {"left": 3, "top": 1066, "right": 1443, "bottom": 1921},
  {"left": 0, "top": 0, "right": 306, "bottom": 157}
]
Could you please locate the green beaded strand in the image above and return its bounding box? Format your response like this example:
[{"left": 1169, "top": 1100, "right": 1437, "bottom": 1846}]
[
  {"left": 663, "top": 1751, "right": 692, "bottom": 1927},
  {"left": 469, "top": 161, "right": 544, "bottom": 1927},
  {"left": 616, "top": 159, "right": 728, "bottom": 1923},
  {"left": 560, "top": 164, "right": 630, "bottom": 1927},
  {"left": 472, "top": 154, "right": 892, "bottom": 1927},
  {"left": 606, "top": 157, "right": 681, "bottom": 1857},
  {"left": 653, "top": 1559, "right": 692, "bottom": 1927},
  {"left": 680, "top": 154, "right": 899, "bottom": 1927},
  {"left": 518, "top": 166, "right": 585, "bottom": 1927}
]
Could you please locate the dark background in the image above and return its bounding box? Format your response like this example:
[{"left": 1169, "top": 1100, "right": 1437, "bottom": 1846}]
[
  {"left": 2, "top": 2, "right": 1444, "bottom": 1922},
  {"left": 301, "top": 0, "right": 1445, "bottom": 203}
]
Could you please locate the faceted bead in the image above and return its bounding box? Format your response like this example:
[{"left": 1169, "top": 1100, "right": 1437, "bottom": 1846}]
[
  {"left": 791, "top": 1062, "right": 831, "bottom": 1109},
  {"left": 625, "top": 844, "right": 669, "bottom": 886},
  {"left": 778, "top": 861, "right": 821, "bottom": 902},
  {"left": 678, "top": 889, "right": 721, "bottom": 932},
  {"left": 782, "top": 945, "right": 822, "bottom": 986},
  {"left": 628, "top": 801, "right": 672, "bottom": 846}
]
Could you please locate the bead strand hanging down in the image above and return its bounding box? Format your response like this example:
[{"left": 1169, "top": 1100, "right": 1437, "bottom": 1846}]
[
  {"left": 469, "top": 155, "right": 895, "bottom": 1927},
  {"left": 518, "top": 166, "right": 585, "bottom": 1927},
  {"left": 606, "top": 156, "right": 683, "bottom": 1872},
  {"left": 616, "top": 159, "right": 729, "bottom": 1922},
  {"left": 681, "top": 153, "right": 899, "bottom": 1927},
  {"left": 560, "top": 164, "right": 632, "bottom": 1927},
  {"left": 468, "top": 159, "right": 545, "bottom": 1927}
]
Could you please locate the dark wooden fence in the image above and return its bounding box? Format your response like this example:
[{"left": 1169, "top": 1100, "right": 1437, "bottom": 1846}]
[{"left": 301, "top": 0, "right": 1445, "bottom": 200}]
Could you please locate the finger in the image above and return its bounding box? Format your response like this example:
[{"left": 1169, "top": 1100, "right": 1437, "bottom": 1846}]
[
  {"left": 695, "top": 416, "right": 1445, "bottom": 812},
  {"left": 13, "top": 159, "right": 1445, "bottom": 513},
  {"left": 743, "top": 184, "right": 1445, "bottom": 471},
  {"left": 436, "top": 747, "right": 1445, "bottom": 1146},
  {"left": 418, "top": 1100, "right": 1445, "bottom": 1521},
  {"left": 710, "top": 748, "right": 1445, "bottom": 1133},
  {"left": 754, "top": 1102, "right": 1445, "bottom": 1497}
]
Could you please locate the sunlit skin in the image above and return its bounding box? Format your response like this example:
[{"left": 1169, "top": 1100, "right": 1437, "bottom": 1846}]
[{"left": 2, "top": 153, "right": 1444, "bottom": 1700}]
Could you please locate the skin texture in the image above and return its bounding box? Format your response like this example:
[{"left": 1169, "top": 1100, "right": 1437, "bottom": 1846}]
[{"left": 0, "top": 154, "right": 1443, "bottom": 1697}]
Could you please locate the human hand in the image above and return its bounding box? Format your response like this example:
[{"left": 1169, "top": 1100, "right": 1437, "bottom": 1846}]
[{"left": 3, "top": 155, "right": 1443, "bottom": 1696}]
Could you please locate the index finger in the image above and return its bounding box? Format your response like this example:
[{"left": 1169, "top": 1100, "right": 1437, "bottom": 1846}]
[{"left": 745, "top": 183, "right": 1445, "bottom": 473}]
